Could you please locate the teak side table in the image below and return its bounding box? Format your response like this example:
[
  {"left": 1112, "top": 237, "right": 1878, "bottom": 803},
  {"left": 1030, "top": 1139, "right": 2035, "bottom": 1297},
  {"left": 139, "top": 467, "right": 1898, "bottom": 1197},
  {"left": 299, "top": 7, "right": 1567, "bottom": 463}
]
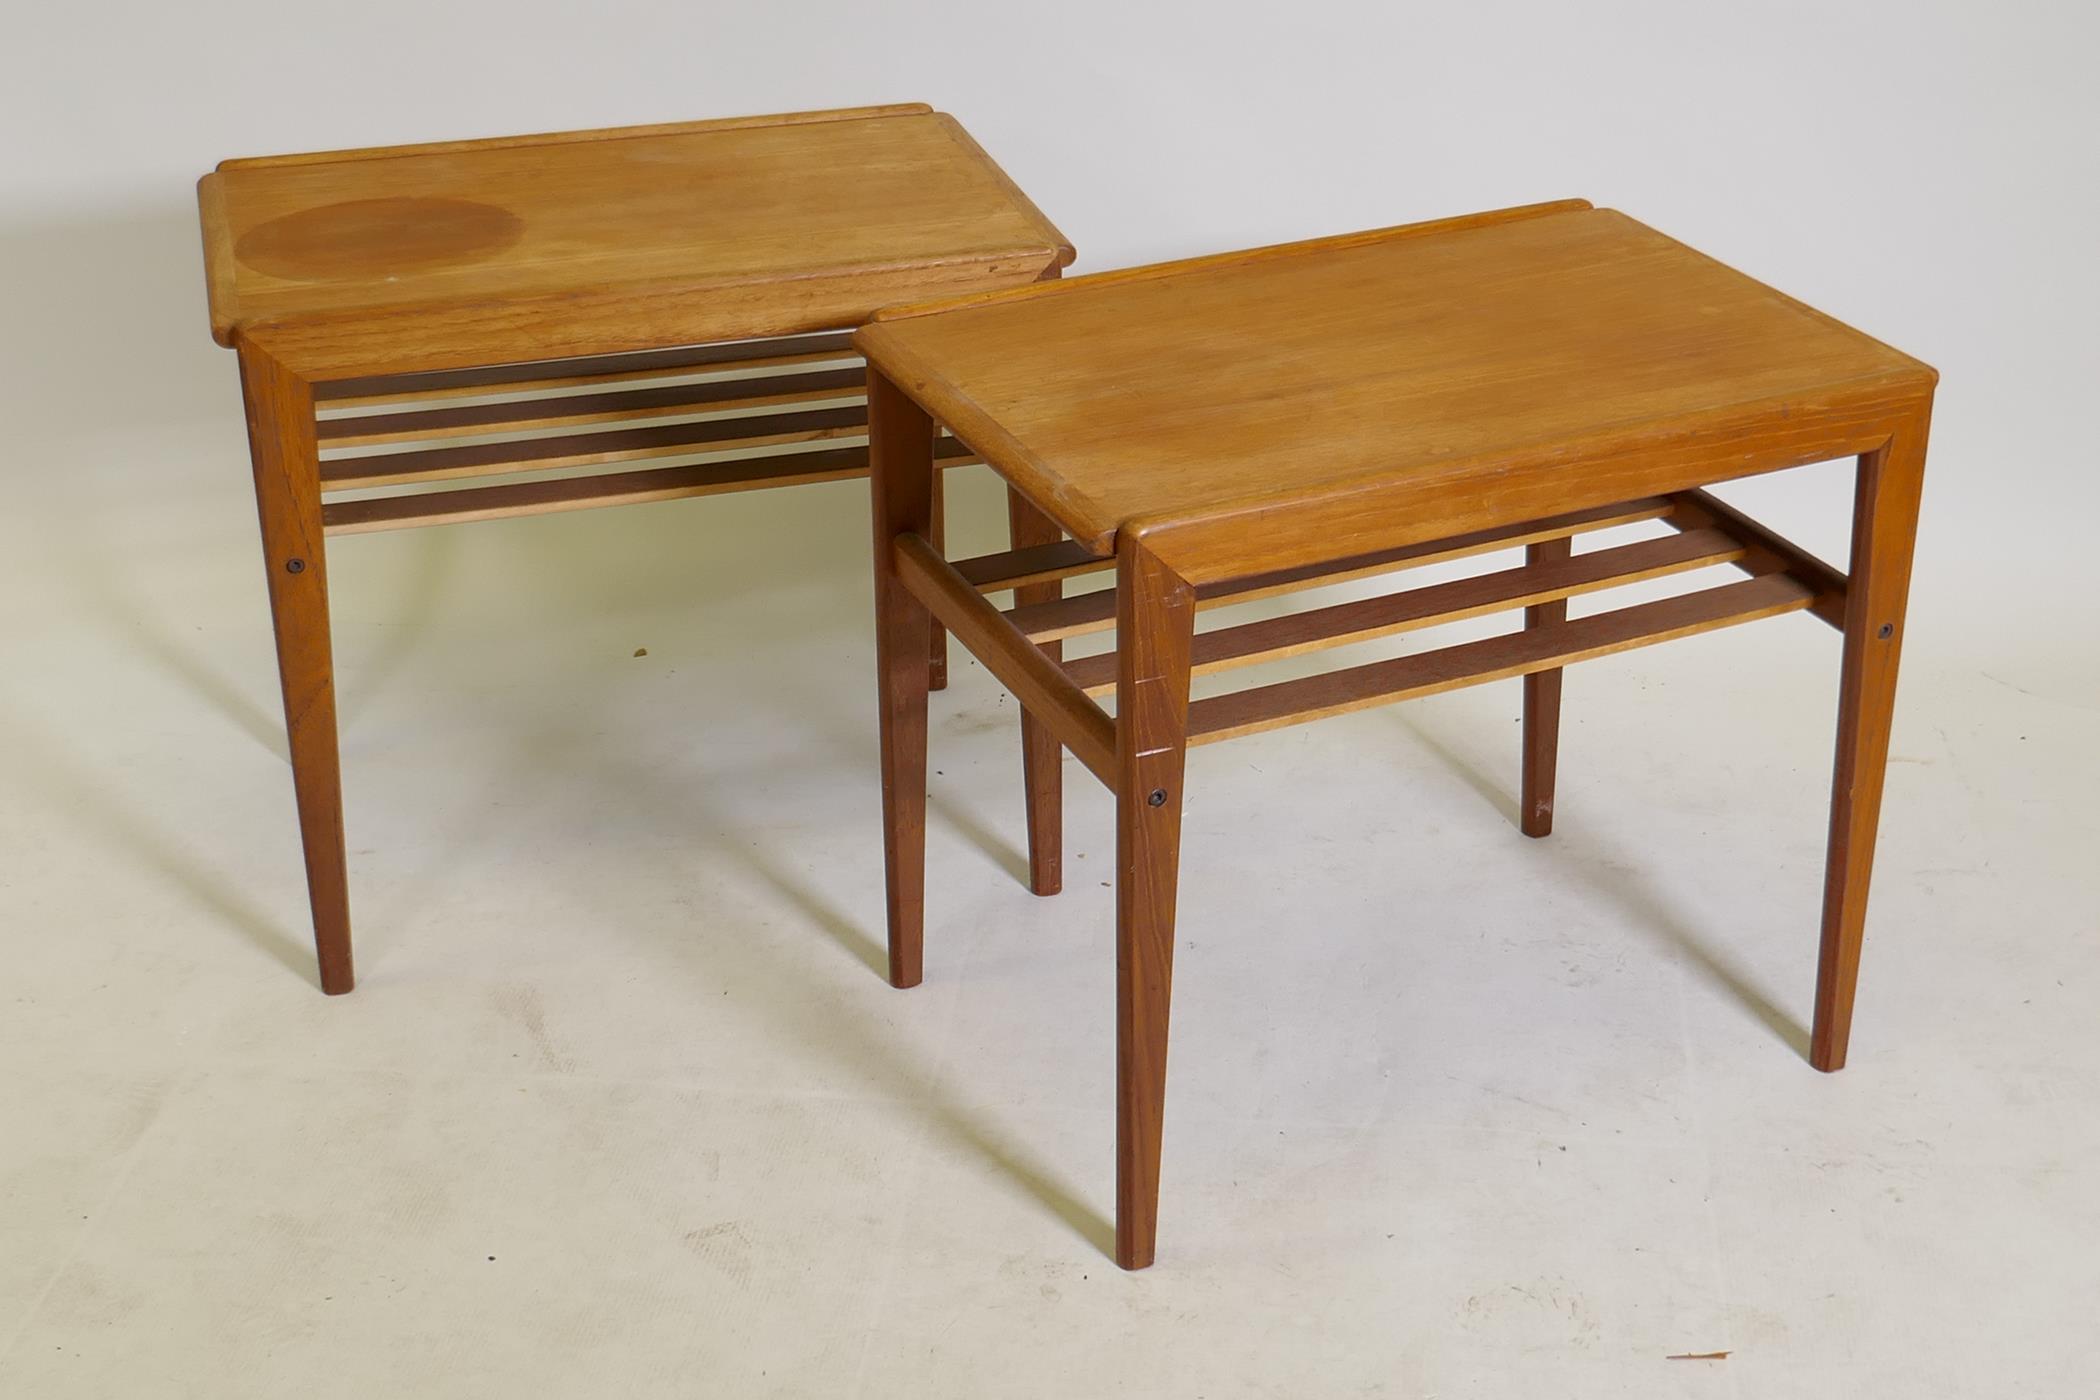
[
  {"left": 196, "top": 105, "right": 1074, "bottom": 993},
  {"left": 857, "top": 200, "right": 1937, "bottom": 1268}
]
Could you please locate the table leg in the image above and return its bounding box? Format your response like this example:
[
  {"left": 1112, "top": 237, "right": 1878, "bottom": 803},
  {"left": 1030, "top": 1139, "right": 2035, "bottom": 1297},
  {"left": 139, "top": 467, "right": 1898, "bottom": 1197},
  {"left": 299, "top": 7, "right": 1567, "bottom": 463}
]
[
  {"left": 1006, "top": 487, "right": 1065, "bottom": 895},
  {"left": 1521, "top": 536, "right": 1570, "bottom": 837},
  {"left": 870, "top": 370, "right": 938, "bottom": 989},
  {"left": 1114, "top": 536, "right": 1195, "bottom": 1270},
  {"left": 925, "top": 471, "right": 948, "bottom": 691},
  {"left": 1811, "top": 412, "right": 1930, "bottom": 1071},
  {"left": 237, "top": 341, "right": 353, "bottom": 994}
]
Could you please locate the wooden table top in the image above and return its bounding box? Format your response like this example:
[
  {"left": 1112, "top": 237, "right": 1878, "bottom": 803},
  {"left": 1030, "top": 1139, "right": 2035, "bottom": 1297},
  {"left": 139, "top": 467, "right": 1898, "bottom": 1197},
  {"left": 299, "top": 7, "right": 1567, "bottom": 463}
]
[
  {"left": 200, "top": 105, "right": 1072, "bottom": 380},
  {"left": 857, "top": 201, "right": 1936, "bottom": 576}
]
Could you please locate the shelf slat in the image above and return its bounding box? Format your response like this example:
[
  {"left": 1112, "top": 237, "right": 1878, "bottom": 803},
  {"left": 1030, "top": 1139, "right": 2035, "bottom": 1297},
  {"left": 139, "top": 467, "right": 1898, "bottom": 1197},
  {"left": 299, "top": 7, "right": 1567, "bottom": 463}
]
[
  {"left": 1187, "top": 572, "right": 1813, "bottom": 744},
  {"left": 324, "top": 437, "right": 977, "bottom": 535},
  {"left": 1063, "top": 528, "right": 1745, "bottom": 694},
  {"left": 320, "top": 405, "right": 868, "bottom": 490},
  {"left": 950, "top": 540, "right": 1108, "bottom": 592},
  {"left": 313, "top": 332, "right": 856, "bottom": 405},
  {"left": 1006, "top": 497, "right": 1676, "bottom": 642},
  {"left": 1667, "top": 489, "right": 1848, "bottom": 628},
  {"left": 317, "top": 367, "right": 865, "bottom": 446}
]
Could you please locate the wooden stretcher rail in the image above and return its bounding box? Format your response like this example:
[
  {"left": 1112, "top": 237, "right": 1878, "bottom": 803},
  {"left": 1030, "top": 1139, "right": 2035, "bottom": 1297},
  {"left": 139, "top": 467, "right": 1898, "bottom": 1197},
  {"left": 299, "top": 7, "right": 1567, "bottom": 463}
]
[
  {"left": 323, "top": 438, "right": 977, "bottom": 535},
  {"left": 891, "top": 532, "right": 1118, "bottom": 785},
  {"left": 319, "top": 405, "right": 869, "bottom": 490},
  {"left": 313, "top": 332, "right": 858, "bottom": 405},
  {"left": 317, "top": 366, "right": 867, "bottom": 447},
  {"left": 1186, "top": 572, "right": 1814, "bottom": 744},
  {"left": 1666, "top": 489, "right": 1848, "bottom": 628},
  {"left": 1004, "top": 497, "right": 1676, "bottom": 642},
  {"left": 1061, "top": 528, "right": 1745, "bottom": 695}
]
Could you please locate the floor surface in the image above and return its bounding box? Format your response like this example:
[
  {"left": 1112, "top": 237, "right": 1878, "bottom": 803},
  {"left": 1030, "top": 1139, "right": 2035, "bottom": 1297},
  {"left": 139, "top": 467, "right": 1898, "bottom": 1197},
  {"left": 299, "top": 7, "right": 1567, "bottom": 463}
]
[{"left": 3, "top": 399, "right": 2095, "bottom": 1398}]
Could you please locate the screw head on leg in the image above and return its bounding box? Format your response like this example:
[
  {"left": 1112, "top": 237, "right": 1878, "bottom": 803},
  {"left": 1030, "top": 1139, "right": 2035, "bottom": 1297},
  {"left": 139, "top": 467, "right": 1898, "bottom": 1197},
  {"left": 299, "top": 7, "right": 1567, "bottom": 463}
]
[
  {"left": 1876, "top": 622, "right": 1894, "bottom": 640},
  {"left": 285, "top": 558, "right": 306, "bottom": 575},
  {"left": 1147, "top": 788, "right": 1167, "bottom": 807}
]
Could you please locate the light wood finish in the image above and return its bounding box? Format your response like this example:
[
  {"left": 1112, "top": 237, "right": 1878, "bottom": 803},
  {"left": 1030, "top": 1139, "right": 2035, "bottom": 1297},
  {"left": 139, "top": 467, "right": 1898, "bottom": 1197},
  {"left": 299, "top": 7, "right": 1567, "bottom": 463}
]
[
  {"left": 872, "top": 199, "right": 1595, "bottom": 323},
  {"left": 1812, "top": 421, "right": 1930, "bottom": 1071},
  {"left": 861, "top": 208, "right": 1934, "bottom": 1269},
  {"left": 238, "top": 339, "right": 353, "bottom": 994},
  {"left": 1112, "top": 535, "right": 1195, "bottom": 1272},
  {"left": 1521, "top": 536, "right": 1572, "bottom": 838},
  {"left": 857, "top": 203, "right": 1932, "bottom": 579},
  {"left": 202, "top": 108, "right": 1075, "bottom": 993},
  {"left": 202, "top": 108, "right": 1072, "bottom": 380}
]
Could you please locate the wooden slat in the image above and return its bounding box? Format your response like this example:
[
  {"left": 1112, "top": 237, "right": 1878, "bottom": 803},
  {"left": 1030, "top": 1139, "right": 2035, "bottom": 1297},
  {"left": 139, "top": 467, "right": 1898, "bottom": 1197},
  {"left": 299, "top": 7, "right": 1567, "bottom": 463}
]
[
  {"left": 1667, "top": 489, "right": 1848, "bottom": 628},
  {"left": 320, "top": 405, "right": 868, "bottom": 490},
  {"left": 1063, "top": 528, "right": 1744, "bottom": 694},
  {"left": 1007, "top": 497, "right": 1675, "bottom": 642},
  {"left": 950, "top": 540, "right": 1107, "bottom": 592},
  {"left": 1187, "top": 573, "right": 1813, "bottom": 744},
  {"left": 323, "top": 437, "right": 978, "bottom": 535},
  {"left": 313, "top": 333, "right": 857, "bottom": 405},
  {"left": 318, "top": 366, "right": 866, "bottom": 446},
  {"left": 891, "top": 533, "right": 1117, "bottom": 786}
]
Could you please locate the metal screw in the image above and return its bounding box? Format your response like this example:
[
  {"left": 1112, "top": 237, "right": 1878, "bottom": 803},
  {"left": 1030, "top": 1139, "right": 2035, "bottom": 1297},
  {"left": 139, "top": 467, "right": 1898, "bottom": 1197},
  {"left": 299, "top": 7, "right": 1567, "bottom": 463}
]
[
  {"left": 1876, "top": 622, "right": 1894, "bottom": 640},
  {"left": 285, "top": 558, "right": 306, "bottom": 575},
  {"left": 1147, "top": 788, "right": 1167, "bottom": 807}
]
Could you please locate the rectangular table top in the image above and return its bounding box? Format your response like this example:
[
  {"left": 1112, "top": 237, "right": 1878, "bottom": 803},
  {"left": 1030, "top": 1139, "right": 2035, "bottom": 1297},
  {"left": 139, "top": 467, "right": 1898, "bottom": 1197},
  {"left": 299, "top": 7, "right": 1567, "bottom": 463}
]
[
  {"left": 855, "top": 201, "right": 1936, "bottom": 575},
  {"left": 200, "top": 105, "right": 1072, "bottom": 378}
]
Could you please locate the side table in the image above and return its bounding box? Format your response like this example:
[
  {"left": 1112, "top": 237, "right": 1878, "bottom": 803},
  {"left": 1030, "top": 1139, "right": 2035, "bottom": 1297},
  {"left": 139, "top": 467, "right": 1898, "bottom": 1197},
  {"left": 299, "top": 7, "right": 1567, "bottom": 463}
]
[
  {"left": 196, "top": 104, "right": 1074, "bottom": 992},
  {"left": 857, "top": 199, "right": 1936, "bottom": 1267}
]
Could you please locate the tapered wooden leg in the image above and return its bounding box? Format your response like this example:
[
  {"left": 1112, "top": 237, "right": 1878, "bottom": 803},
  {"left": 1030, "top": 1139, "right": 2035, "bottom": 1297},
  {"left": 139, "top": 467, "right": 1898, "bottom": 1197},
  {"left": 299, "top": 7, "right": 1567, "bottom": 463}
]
[
  {"left": 870, "top": 370, "right": 939, "bottom": 989},
  {"left": 237, "top": 340, "right": 353, "bottom": 995},
  {"left": 1521, "top": 536, "right": 1569, "bottom": 837},
  {"left": 1811, "top": 414, "right": 1930, "bottom": 1071},
  {"left": 1006, "top": 487, "right": 1065, "bottom": 895},
  {"left": 1114, "top": 536, "right": 1195, "bottom": 1270},
  {"left": 926, "top": 470, "right": 948, "bottom": 691}
]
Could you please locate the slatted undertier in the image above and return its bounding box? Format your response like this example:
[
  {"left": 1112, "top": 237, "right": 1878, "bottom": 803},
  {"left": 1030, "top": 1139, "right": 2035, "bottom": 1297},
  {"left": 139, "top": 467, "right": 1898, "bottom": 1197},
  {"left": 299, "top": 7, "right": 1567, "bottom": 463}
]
[
  {"left": 313, "top": 332, "right": 978, "bottom": 535},
  {"left": 902, "top": 490, "right": 1849, "bottom": 784}
]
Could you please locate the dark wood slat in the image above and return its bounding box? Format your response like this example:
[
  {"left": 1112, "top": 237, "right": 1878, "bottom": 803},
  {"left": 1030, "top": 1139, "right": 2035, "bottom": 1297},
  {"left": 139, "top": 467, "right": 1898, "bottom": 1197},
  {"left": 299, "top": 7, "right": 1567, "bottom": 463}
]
[
  {"left": 323, "top": 437, "right": 978, "bottom": 535},
  {"left": 317, "top": 366, "right": 867, "bottom": 445},
  {"left": 891, "top": 533, "right": 1117, "bottom": 785},
  {"left": 320, "top": 405, "right": 868, "bottom": 490},
  {"left": 950, "top": 540, "right": 1108, "bottom": 592},
  {"left": 313, "top": 332, "right": 856, "bottom": 403},
  {"left": 1006, "top": 497, "right": 1676, "bottom": 642},
  {"left": 1063, "top": 528, "right": 1744, "bottom": 693},
  {"left": 1187, "top": 573, "right": 1813, "bottom": 744},
  {"left": 1667, "top": 489, "right": 1848, "bottom": 628}
]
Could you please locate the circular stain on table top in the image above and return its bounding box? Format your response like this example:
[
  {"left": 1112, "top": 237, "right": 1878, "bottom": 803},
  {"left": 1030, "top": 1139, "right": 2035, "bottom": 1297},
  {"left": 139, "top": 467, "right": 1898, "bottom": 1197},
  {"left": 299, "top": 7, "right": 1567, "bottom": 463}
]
[{"left": 235, "top": 197, "right": 525, "bottom": 282}]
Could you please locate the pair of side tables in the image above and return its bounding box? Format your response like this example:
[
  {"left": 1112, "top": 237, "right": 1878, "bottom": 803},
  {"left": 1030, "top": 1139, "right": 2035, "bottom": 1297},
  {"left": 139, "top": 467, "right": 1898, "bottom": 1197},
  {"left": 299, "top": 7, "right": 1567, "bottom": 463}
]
[{"left": 197, "top": 105, "right": 1935, "bottom": 1269}]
